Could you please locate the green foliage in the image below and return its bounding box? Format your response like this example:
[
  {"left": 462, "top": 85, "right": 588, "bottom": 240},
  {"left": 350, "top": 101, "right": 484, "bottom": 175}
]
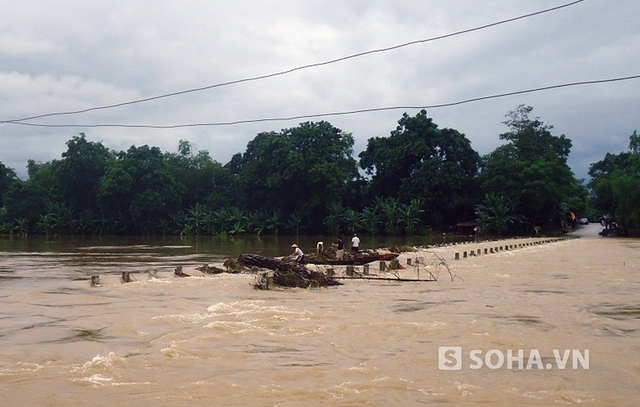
[
  {"left": 265, "top": 211, "right": 283, "bottom": 235},
  {"left": 233, "top": 121, "right": 358, "bottom": 231},
  {"left": 359, "top": 110, "right": 480, "bottom": 227},
  {"left": 398, "top": 199, "right": 425, "bottom": 235},
  {"left": 589, "top": 130, "right": 640, "bottom": 231},
  {"left": 343, "top": 209, "right": 360, "bottom": 234},
  {"left": 285, "top": 211, "right": 305, "bottom": 235},
  {"left": 480, "top": 105, "right": 586, "bottom": 232},
  {"left": 3, "top": 179, "right": 52, "bottom": 233},
  {"left": 323, "top": 202, "right": 344, "bottom": 236},
  {"left": 0, "top": 162, "right": 18, "bottom": 207},
  {"left": 610, "top": 175, "right": 640, "bottom": 229},
  {"left": 56, "top": 134, "right": 114, "bottom": 214},
  {"left": 500, "top": 105, "right": 572, "bottom": 163},
  {"left": 185, "top": 203, "right": 208, "bottom": 235},
  {"left": 36, "top": 213, "right": 56, "bottom": 235},
  {"left": 166, "top": 140, "right": 236, "bottom": 209},
  {"left": 98, "top": 145, "right": 185, "bottom": 233},
  {"left": 375, "top": 196, "right": 400, "bottom": 235},
  {"left": 228, "top": 207, "right": 248, "bottom": 235},
  {"left": 475, "top": 193, "right": 523, "bottom": 235},
  {"left": 12, "top": 217, "right": 29, "bottom": 236},
  {"left": 627, "top": 130, "right": 640, "bottom": 155},
  {"left": 359, "top": 206, "right": 379, "bottom": 235},
  {"left": 0, "top": 108, "right": 599, "bottom": 237}
]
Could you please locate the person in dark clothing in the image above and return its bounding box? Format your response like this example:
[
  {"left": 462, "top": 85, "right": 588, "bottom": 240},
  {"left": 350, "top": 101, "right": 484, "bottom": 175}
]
[{"left": 335, "top": 236, "right": 344, "bottom": 260}]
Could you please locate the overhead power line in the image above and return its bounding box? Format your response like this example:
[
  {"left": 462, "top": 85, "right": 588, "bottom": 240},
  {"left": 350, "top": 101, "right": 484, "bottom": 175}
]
[
  {"left": 5, "top": 74, "right": 639, "bottom": 129},
  {"left": 2, "top": 0, "right": 584, "bottom": 124}
]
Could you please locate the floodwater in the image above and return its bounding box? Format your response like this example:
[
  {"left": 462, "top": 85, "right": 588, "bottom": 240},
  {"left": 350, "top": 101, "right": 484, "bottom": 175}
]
[{"left": 0, "top": 225, "right": 638, "bottom": 406}]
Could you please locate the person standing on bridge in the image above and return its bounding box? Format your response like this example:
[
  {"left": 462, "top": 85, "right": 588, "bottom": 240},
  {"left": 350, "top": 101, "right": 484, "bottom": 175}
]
[
  {"left": 351, "top": 234, "right": 360, "bottom": 253},
  {"left": 334, "top": 236, "right": 344, "bottom": 260}
]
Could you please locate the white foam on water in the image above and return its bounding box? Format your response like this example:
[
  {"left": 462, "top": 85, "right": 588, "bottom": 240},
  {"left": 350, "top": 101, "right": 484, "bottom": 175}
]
[
  {"left": 206, "top": 300, "right": 314, "bottom": 319},
  {"left": 75, "top": 374, "right": 114, "bottom": 386},
  {"left": 0, "top": 361, "right": 46, "bottom": 375},
  {"left": 152, "top": 312, "right": 209, "bottom": 324}
]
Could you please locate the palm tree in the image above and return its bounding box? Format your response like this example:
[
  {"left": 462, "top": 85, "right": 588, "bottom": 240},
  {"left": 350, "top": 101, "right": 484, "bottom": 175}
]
[
  {"left": 169, "top": 210, "right": 186, "bottom": 235},
  {"left": 36, "top": 213, "right": 56, "bottom": 235},
  {"left": 186, "top": 203, "right": 208, "bottom": 235},
  {"left": 228, "top": 207, "right": 248, "bottom": 235},
  {"left": 476, "top": 193, "right": 523, "bottom": 235},
  {"left": 286, "top": 211, "right": 305, "bottom": 235},
  {"left": 398, "top": 199, "right": 424, "bottom": 235},
  {"left": 343, "top": 209, "right": 360, "bottom": 234},
  {"left": 157, "top": 218, "right": 172, "bottom": 236},
  {"left": 266, "top": 211, "right": 283, "bottom": 235},
  {"left": 359, "top": 206, "right": 379, "bottom": 235},
  {"left": 49, "top": 203, "right": 71, "bottom": 235},
  {"left": 13, "top": 218, "right": 28, "bottom": 236},
  {"left": 475, "top": 210, "right": 491, "bottom": 235},
  {"left": 323, "top": 202, "right": 344, "bottom": 235},
  {"left": 376, "top": 197, "right": 400, "bottom": 235},
  {"left": 213, "top": 208, "right": 231, "bottom": 234},
  {"left": 200, "top": 211, "right": 214, "bottom": 235}
]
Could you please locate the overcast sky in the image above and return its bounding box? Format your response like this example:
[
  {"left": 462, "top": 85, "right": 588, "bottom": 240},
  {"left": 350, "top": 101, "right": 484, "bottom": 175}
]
[{"left": 1, "top": 0, "right": 639, "bottom": 181}]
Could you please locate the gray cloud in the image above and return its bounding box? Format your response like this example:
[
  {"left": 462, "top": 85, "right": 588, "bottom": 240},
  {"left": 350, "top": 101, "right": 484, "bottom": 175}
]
[{"left": 1, "top": 0, "right": 638, "bottom": 180}]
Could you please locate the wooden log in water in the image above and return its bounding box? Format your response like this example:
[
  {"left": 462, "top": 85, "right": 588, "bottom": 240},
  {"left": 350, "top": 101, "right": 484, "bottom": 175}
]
[
  {"left": 196, "top": 264, "right": 226, "bottom": 274},
  {"left": 174, "top": 266, "right": 190, "bottom": 278},
  {"left": 238, "top": 254, "right": 341, "bottom": 288}
]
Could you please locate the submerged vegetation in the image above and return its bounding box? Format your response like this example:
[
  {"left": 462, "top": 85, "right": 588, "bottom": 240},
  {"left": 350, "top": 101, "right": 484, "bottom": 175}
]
[{"left": 0, "top": 105, "right": 626, "bottom": 237}]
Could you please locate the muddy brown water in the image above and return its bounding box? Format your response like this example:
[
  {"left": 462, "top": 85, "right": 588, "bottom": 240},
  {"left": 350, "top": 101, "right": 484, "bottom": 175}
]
[{"left": 1, "top": 226, "right": 638, "bottom": 406}]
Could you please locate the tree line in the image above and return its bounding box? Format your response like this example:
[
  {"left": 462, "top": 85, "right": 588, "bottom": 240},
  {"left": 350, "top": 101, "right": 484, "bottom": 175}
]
[
  {"left": 1, "top": 104, "right": 627, "bottom": 237},
  {"left": 588, "top": 130, "right": 640, "bottom": 233}
]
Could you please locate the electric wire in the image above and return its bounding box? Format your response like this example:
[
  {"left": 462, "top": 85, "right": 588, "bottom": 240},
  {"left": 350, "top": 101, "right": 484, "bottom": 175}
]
[
  {"left": 5, "top": 74, "right": 638, "bottom": 129},
  {"left": 1, "top": 0, "right": 584, "bottom": 124}
]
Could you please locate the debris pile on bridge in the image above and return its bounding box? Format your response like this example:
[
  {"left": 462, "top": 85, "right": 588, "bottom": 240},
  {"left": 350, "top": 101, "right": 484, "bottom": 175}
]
[{"left": 238, "top": 253, "right": 341, "bottom": 289}]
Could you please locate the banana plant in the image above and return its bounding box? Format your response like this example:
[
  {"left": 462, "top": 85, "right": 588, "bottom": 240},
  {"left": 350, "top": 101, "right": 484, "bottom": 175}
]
[
  {"left": 398, "top": 199, "right": 424, "bottom": 235},
  {"left": 359, "top": 206, "right": 380, "bottom": 235}
]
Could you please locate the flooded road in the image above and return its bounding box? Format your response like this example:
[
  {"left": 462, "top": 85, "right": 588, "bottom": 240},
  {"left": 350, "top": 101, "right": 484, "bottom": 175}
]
[{"left": 0, "top": 230, "right": 638, "bottom": 406}]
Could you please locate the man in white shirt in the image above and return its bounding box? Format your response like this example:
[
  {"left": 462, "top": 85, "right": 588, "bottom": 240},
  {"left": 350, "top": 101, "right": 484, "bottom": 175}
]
[
  {"left": 351, "top": 234, "right": 360, "bottom": 253},
  {"left": 290, "top": 244, "right": 305, "bottom": 263}
]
